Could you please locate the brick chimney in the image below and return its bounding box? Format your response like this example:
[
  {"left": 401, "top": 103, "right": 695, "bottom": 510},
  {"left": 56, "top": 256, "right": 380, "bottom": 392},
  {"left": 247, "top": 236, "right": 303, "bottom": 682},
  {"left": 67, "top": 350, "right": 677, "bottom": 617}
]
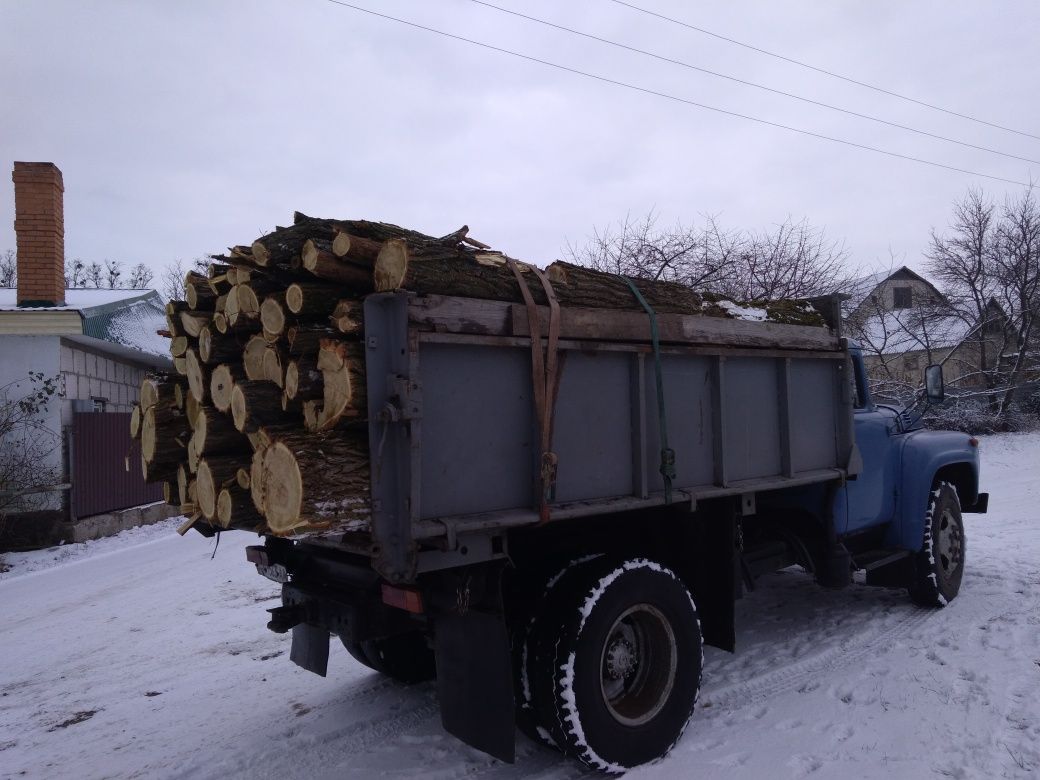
[{"left": 12, "top": 161, "right": 65, "bottom": 307}]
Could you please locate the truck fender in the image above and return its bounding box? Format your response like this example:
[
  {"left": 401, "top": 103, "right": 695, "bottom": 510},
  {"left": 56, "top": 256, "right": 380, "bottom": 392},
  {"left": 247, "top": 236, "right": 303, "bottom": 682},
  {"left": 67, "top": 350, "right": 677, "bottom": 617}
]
[{"left": 893, "top": 430, "right": 979, "bottom": 551}]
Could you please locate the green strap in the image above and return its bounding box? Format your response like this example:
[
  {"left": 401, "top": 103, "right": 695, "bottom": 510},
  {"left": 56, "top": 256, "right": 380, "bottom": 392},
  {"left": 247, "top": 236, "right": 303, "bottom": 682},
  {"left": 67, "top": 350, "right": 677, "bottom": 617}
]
[{"left": 621, "top": 276, "right": 676, "bottom": 504}]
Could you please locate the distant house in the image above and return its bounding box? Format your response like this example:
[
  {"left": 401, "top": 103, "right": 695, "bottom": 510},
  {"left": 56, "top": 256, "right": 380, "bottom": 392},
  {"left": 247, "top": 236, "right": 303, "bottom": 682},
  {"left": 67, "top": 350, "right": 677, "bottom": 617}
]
[
  {"left": 0, "top": 162, "right": 175, "bottom": 550},
  {"left": 843, "top": 266, "right": 1005, "bottom": 403}
]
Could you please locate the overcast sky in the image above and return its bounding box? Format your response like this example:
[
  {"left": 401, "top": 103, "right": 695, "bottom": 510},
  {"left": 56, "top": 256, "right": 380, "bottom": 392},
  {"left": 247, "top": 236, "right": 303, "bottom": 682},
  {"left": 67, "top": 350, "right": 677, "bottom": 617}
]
[{"left": 2, "top": 0, "right": 1038, "bottom": 284}]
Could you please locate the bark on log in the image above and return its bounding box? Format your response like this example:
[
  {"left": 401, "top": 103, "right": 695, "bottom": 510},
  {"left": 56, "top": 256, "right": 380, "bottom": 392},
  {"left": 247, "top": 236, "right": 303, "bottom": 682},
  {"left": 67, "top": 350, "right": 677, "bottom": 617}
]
[
  {"left": 301, "top": 246, "right": 373, "bottom": 289},
  {"left": 166, "top": 301, "right": 188, "bottom": 337},
  {"left": 140, "top": 374, "right": 178, "bottom": 411},
  {"left": 198, "top": 325, "right": 242, "bottom": 364},
  {"left": 284, "top": 357, "right": 323, "bottom": 402},
  {"left": 257, "top": 430, "right": 370, "bottom": 534},
  {"left": 210, "top": 363, "right": 246, "bottom": 413},
  {"left": 251, "top": 221, "right": 338, "bottom": 268},
  {"left": 194, "top": 406, "right": 251, "bottom": 457},
  {"left": 328, "top": 231, "right": 384, "bottom": 262}
]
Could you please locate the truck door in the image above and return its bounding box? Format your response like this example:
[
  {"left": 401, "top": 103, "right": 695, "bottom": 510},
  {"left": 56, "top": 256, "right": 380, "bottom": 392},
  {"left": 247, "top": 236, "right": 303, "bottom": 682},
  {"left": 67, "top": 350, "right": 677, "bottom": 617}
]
[{"left": 842, "top": 353, "right": 899, "bottom": 533}]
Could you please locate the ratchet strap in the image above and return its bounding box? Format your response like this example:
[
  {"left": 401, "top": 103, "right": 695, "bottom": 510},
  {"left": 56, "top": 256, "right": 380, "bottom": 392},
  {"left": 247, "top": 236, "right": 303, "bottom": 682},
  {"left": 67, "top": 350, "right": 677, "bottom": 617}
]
[
  {"left": 620, "top": 276, "right": 676, "bottom": 504},
  {"left": 507, "top": 258, "right": 561, "bottom": 523}
]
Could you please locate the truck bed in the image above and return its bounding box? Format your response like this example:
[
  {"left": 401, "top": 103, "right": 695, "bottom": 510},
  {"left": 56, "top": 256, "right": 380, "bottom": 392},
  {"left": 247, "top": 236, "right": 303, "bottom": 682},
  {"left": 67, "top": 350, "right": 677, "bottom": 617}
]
[{"left": 299, "top": 292, "right": 854, "bottom": 582}]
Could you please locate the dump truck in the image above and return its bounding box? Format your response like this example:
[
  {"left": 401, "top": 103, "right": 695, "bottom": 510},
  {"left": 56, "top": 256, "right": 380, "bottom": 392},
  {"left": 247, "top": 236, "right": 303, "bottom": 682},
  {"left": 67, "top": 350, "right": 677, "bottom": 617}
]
[{"left": 243, "top": 289, "right": 986, "bottom": 772}]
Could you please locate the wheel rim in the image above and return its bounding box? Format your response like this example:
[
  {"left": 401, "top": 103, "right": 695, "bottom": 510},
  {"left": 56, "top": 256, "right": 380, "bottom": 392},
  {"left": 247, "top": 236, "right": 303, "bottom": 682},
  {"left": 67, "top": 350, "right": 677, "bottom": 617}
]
[
  {"left": 599, "top": 603, "right": 677, "bottom": 726},
  {"left": 936, "top": 508, "right": 963, "bottom": 575}
]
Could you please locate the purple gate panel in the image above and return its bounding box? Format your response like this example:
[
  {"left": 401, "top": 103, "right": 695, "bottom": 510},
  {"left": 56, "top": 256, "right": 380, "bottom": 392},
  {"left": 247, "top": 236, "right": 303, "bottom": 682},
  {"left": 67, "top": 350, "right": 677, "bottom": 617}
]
[{"left": 71, "top": 412, "right": 163, "bottom": 518}]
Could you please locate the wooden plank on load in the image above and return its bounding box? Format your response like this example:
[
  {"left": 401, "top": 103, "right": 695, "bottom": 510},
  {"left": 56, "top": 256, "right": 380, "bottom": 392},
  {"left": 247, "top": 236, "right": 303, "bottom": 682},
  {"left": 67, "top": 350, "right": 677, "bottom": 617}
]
[{"left": 408, "top": 294, "right": 840, "bottom": 351}]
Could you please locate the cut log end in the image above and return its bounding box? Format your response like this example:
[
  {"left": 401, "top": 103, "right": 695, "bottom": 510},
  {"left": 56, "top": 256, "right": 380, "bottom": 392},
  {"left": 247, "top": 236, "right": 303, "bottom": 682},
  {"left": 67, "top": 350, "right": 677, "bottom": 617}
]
[
  {"left": 260, "top": 442, "right": 303, "bottom": 533},
  {"left": 250, "top": 239, "right": 271, "bottom": 267},
  {"left": 373, "top": 239, "right": 409, "bottom": 292}
]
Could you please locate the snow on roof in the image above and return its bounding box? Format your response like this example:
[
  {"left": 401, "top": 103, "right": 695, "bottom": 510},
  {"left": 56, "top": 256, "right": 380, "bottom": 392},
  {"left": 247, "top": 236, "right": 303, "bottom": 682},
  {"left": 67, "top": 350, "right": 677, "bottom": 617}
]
[
  {"left": 0, "top": 287, "right": 154, "bottom": 311},
  {"left": 849, "top": 309, "right": 973, "bottom": 355},
  {"left": 0, "top": 286, "right": 170, "bottom": 359}
]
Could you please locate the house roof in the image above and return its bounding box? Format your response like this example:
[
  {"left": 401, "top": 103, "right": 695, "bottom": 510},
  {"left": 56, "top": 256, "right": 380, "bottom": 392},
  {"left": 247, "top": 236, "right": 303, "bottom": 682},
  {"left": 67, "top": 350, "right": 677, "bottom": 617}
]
[
  {"left": 844, "top": 266, "right": 941, "bottom": 312},
  {"left": 0, "top": 287, "right": 170, "bottom": 364},
  {"left": 851, "top": 309, "right": 974, "bottom": 355}
]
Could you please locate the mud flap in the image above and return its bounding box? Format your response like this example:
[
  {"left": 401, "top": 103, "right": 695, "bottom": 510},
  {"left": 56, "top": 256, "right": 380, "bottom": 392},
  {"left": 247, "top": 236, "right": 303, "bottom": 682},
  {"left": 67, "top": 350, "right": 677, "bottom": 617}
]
[
  {"left": 290, "top": 623, "right": 330, "bottom": 677},
  {"left": 434, "top": 611, "right": 515, "bottom": 763}
]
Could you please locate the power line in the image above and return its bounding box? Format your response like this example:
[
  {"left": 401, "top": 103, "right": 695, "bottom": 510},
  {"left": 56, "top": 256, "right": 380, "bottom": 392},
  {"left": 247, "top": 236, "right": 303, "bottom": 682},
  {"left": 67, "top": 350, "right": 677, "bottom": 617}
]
[
  {"left": 608, "top": 0, "right": 1040, "bottom": 143},
  {"left": 320, "top": 0, "right": 1031, "bottom": 188},
  {"left": 468, "top": 0, "right": 1040, "bottom": 167}
]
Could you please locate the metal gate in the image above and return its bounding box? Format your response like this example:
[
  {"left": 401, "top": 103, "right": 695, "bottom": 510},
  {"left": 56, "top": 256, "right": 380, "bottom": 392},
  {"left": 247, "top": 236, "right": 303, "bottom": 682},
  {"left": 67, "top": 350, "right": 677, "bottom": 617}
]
[{"left": 70, "top": 412, "right": 163, "bottom": 518}]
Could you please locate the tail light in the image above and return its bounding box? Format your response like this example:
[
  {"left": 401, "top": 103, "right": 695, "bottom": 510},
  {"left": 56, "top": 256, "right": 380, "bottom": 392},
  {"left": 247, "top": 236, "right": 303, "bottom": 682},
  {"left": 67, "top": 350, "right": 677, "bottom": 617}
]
[{"left": 382, "top": 584, "right": 425, "bottom": 614}]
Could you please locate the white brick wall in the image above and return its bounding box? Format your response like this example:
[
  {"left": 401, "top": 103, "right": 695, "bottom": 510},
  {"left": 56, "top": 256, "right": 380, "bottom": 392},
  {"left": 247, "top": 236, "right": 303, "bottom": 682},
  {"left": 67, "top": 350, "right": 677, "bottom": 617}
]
[{"left": 60, "top": 343, "right": 152, "bottom": 415}]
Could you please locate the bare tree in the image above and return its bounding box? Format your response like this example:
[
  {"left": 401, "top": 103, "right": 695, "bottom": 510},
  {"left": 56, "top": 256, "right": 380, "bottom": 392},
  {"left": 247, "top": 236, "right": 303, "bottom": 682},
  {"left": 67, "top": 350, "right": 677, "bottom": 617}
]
[
  {"left": 566, "top": 212, "right": 852, "bottom": 302},
  {"left": 127, "top": 263, "right": 154, "bottom": 289},
  {"left": 160, "top": 257, "right": 210, "bottom": 301},
  {"left": 64, "top": 258, "right": 86, "bottom": 288},
  {"left": 0, "top": 249, "right": 16, "bottom": 287},
  {"left": 0, "top": 373, "right": 62, "bottom": 529},
  {"left": 993, "top": 189, "right": 1040, "bottom": 415},
  {"left": 927, "top": 187, "right": 1040, "bottom": 418}
]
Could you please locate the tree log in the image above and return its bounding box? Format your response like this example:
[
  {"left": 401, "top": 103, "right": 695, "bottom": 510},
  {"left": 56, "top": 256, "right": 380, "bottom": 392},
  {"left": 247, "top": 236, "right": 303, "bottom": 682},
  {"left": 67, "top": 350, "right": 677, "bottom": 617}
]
[
  {"left": 258, "top": 430, "right": 370, "bottom": 534},
  {"left": 140, "top": 374, "right": 178, "bottom": 410},
  {"left": 185, "top": 272, "right": 218, "bottom": 310},
  {"left": 251, "top": 220, "right": 339, "bottom": 268},
  {"left": 185, "top": 348, "right": 208, "bottom": 404},
  {"left": 329, "top": 300, "right": 364, "bottom": 336},
  {"left": 329, "top": 230, "right": 385, "bottom": 262},
  {"left": 210, "top": 363, "right": 246, "bottom": 413},
  {"left": 235, "top": 467, "right": 250, "bottom": 490},
  {"left": 179, "top": 311, "right": 212, "bottom": 339},
  {"left": 303, "top": 340, "right": 366, "bottom": 431},
  {"left": 141, "top": 404, "right": 189, "bottom": 481},
  {"left": 260, "top": 293, "right": 288, "bottom": 339},
  {"left": 128, "top": 409, "right": 143, "bottom": 449},
  {"left": 231, "top": 380, "right": 290, "bottom": 433},
  {"left": 165, "top": 300, "right": 188, "bottom": 337},
  {"left": 284, "top": 356, "right": 323, "bottom": 402},
  {"left": 285, "top": 282, "right": 342, "bottom": 318},
  {"left": 198, "top": 325, "right": 242, "bottom": 364},
  {"left": 195, "top": 406, "right": 251, "bottom": 457},
  {"left": 177, "top": 464, "right": 189, "bottom": 505},
  {"left": 261, "top": 347, "right": 287, "bottom": 388},
  {"left": 174, "top": 357, "right": 188, "bottom": 375},
  {"left": 170, "top": 335, "right": 189, "bottom": 358},
  {"left": 301, "top": 246, "right": 373, "bottom": 289},
  {"left": 217, "top": 485, "right": 263, "bottom": 529},
  {"left": 197, "top": 454, "right": 242, "bottom": 520},
  {"left": 250, "top": 446, "right": 267, "bottom": 512},
  {"left": 243, "top": 335, "right": 269, "bottom": 381}
]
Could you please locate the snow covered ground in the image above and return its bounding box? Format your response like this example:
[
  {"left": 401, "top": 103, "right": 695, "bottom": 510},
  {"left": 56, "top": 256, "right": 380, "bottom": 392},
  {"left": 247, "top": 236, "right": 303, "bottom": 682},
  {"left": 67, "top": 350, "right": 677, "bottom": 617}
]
[{"left": 1, "top": 432, "right": 1038, "bottom": 779}]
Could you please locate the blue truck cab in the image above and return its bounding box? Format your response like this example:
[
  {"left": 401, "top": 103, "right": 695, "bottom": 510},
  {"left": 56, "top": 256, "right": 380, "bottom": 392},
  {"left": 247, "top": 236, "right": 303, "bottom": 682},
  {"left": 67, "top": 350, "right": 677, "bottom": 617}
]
[{"left": 832, "top": 344, "right": 987, "bottom": 602}]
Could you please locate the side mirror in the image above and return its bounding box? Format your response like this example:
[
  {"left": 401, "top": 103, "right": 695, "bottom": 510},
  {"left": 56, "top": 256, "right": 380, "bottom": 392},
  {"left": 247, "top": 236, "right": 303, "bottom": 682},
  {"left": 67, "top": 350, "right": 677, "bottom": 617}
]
[{"left": 924, "top": 364, "right": 944, "bottom": 404}]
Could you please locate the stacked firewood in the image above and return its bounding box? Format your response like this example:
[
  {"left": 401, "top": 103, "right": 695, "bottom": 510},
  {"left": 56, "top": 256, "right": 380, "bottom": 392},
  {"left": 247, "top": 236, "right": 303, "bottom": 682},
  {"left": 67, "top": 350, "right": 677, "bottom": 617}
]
[{"left": 130, "top": 211, "right": 826, "bottom": 538}]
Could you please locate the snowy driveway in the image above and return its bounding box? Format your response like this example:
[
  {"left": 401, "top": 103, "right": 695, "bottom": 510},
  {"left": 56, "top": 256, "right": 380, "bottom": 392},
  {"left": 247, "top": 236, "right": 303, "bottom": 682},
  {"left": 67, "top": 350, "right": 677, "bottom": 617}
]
[{"left": 2, "top": 433, "right": 1038, "bottom": 779}]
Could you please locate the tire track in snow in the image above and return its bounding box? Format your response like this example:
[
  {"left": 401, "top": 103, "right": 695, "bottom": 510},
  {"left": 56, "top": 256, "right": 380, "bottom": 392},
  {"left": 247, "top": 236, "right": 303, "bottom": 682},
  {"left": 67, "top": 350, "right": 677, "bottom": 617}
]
[{"left": 699, "top": 590, "right": 1005, "bottom": 711}]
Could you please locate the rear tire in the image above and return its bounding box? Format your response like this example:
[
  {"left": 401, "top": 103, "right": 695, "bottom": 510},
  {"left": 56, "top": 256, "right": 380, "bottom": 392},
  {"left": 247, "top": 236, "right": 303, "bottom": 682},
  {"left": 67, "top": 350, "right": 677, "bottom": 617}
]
[
  {"left": 340, "top": 631, "right": 436, "bottom": 684},
  {"left": 909, "top": 481, "right": 965, "bottom": 607},
  {"left": 528, "top": 558, "right": 703, "bottom": 772}
]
